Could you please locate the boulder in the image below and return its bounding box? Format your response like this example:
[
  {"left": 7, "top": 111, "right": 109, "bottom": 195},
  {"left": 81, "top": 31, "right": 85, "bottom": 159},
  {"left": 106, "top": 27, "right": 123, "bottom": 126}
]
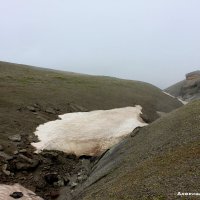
[
  {"left": 16, "top": 154, "right": 39, "bottom": 171},
  {"left": 10, "top": 192, "right": 23, "bottom": 199}
]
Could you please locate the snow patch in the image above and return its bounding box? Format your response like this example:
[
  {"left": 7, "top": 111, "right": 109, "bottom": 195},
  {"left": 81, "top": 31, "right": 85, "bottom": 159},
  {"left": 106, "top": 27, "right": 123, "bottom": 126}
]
[
  {"left": 163, "top": 91, "right": 188, "bottom": 105},
  {"left": 31, "top": 106, "right": 147, "bottom": 156},
  {"left": 0, "top": 184, "right": 43, "bottom": 200}
]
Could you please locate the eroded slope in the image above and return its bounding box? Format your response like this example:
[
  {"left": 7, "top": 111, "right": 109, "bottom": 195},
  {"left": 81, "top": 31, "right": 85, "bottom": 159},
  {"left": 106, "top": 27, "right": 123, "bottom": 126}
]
[{"left": 72, "top": 100, "right": 200, "bottom": 200}]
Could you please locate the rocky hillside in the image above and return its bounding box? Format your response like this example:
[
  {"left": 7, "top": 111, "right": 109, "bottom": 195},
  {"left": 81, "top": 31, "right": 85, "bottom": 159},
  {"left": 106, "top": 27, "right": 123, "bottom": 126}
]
[
  {"left": 165, "top": 70, "right": 200, "bottom": 101},
  {"left": 70, "top": 100, "right": 200, "bottom": 200},
  {"left": 0, "top": 61, "right": 182, "bottom": 199}
]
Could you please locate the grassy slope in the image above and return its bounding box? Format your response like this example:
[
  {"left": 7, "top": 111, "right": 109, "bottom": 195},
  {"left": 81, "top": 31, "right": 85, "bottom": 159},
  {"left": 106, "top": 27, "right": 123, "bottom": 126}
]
[
  {"left": 74, "top": 100, "right": 200, "bottom": 200},
  {"left": 0, "top": 61, "right": 182, "bottom": 152},
  {"left": 0, "top": 61, "right": 182, "bottom": 111}
]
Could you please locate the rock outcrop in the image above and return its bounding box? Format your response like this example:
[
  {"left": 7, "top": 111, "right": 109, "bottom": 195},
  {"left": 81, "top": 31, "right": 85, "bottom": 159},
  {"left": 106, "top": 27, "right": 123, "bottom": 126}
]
[
  {"left": 165, "top": 70, "right": 200, "bottom": 101},
  {"left": 186, "top": 70, "right": 200, "bottom": 80}
]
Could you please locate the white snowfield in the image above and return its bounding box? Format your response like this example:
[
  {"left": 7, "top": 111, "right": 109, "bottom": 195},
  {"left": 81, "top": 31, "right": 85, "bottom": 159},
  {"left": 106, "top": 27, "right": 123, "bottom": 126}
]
[
  {"left": 0, "top": 184, "right": 43, "bottom": 200},
  {"left": 32, "top": 106, "right": 147, "bottom": 156}
]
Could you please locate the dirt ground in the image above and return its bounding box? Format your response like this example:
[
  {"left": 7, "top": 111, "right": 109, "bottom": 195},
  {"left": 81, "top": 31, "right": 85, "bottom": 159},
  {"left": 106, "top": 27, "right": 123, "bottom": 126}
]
[{"left": 0, "top": 103, "right": 95, "bottom": 199}]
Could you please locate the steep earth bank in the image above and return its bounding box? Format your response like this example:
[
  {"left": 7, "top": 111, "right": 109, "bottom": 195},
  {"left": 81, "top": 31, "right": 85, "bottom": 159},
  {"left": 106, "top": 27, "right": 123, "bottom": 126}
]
[{"left": 69, "top": 100, "right": 200, "bottom": 200}]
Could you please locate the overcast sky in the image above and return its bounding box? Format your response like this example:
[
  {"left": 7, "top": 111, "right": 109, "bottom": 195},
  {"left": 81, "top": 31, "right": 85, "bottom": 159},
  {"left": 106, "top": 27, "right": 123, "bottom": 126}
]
[{"left": 0, "top": 0, "right": 200, "bottom": 88}]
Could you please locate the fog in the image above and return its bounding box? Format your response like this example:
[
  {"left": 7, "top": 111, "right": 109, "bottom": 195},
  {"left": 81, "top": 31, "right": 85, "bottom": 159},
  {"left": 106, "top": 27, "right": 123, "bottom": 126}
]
[{"left": 0, "top": 0, "right": 200, "bottom": 88}]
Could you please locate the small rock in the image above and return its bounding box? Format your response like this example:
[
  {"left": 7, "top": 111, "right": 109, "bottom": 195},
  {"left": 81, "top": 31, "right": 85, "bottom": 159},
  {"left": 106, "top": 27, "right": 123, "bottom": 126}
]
[
  {"left": 19, "top": 177, "right": 26, "bottom": 181},
  {"left": 77, "top": 174, "right": 88, "bottom": 183},
  {"left": 10, "top": 192, "right": 23, "bottom": 199},
  {"left": 77, "top": 172, "right": 82, "bottom": 176},
  {"left": 33, "top": 103, "right": 40, "bottom": 108},
  {"left": 27, "top": 106, "right": 36, "bottom": 112},
  {"left": 53, "top": 180, "right": 65, "bottom": 187},
  {"left": 13, "top": 150, "right": 19, "bottom": 155},
  {"left": 28, "top": 135, "right": 38, "bottom": 143},
  {"left": 45, "top": 108, "right": 56, "bottom": 114},
  {"left": 2, "top": 164, "right": 11, "bottom": 176},
  {"left": 42, "top": 151, "right": 58, "bottom": 160},
  {"left": 130, "top": 127, "right": 141, "bottom": 137},
  {"left": 69, "top": 103, "right": 88, "bottom": 112},
  {"left": 16, "top": 160, "right": 39, "bottom": 171},
  {"left": 16, "top": 155, "right": 39, "bottom": 171},
  {"left": 8, "top": 134, "right": 21, "bottom": 142},
  {"left": 0, "top": 151, "right": 14, "bottom": 161},
  {"left": 69, "top": 182, "right": 78, "bottom": 189},
  {"left": 20, "top": 132, "right": 28, "bottom": 137},
  {"left": 18, "top": 154, "right": 33, "bottom": 163},
  {"left": 63, "top": 176, "right": 70, "bottom": 186},
  {"left": 0, "top": 145, "right": 3, "bottom": 151},
  {"left": 19, "top": 149, "right": 27, "bottom": 153},
  {"left": 43, "top": 166, "right": 51, "bottom": 170},
  {"left": 36, "top": 115, "right": 48, "bottom": 122}
]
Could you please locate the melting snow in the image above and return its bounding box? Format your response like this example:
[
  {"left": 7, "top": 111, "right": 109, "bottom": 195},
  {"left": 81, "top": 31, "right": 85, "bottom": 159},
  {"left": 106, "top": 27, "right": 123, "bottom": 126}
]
[
  {"left": 163, "top": 91, "right": 188, "bottom": 105},
  {"left": 31, "top": 106, "right": 147, "bottom": 156},
  {"left": 0, "top": 184, "right": 43, "bottom": 200}
]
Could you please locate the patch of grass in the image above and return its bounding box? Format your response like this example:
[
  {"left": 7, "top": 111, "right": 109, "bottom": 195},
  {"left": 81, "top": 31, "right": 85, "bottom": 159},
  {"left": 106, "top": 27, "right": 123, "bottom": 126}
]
[
  {"left": 0, "top": 61, "right": 182, "bottom": 116},
  {"left": 78, "top": 100, "right": 200, "bottom": 200},
  {"left": 0, "top": 60, "right": 182, "bottom": 154}
]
